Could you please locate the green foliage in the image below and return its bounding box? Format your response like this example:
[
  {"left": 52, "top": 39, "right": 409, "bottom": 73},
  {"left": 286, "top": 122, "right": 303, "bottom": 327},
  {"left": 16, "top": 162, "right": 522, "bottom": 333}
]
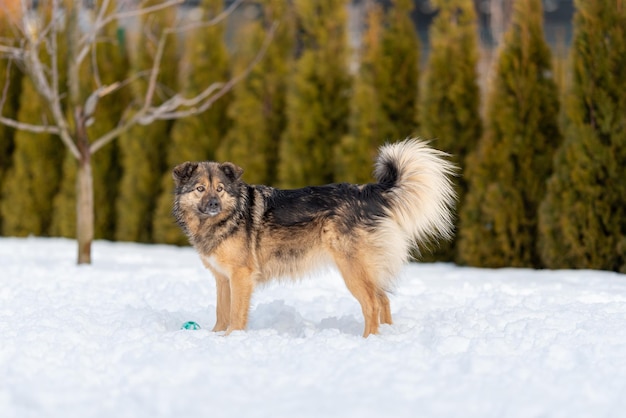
[
  {"left": 116, "top": 1, "right": 179, "bottom": 243},
  {"left": 87, "top": 13, "right": 131, "bottom": 240},
  {"left": 1, "top": 79, "right": 65, "bottom": 236},
  {"left": 419, "top": 0, "right": 481, "bottom": 261},
  {"left": 538, "top": 0, "right": 626, "bottom": 272},
  {"left": 116, "top": 120, "right": 171, "bottom": 243},
  {"left": 336, "top": 1, "right": 421, "bottom": 184},
  {"left": 335, "top": 79, "right": 385, "bottom": 184},
  {"left": 217, "top": 0, "right": 293, "bottom": 187},
  {"left": 335, "top": 4, "right": 388, "bottom": 183},
  {"left": 458, "top": 0, "right": 561, "bottom": 268},
  {"left": 152, "top": 0, "right": 232, "bottom": 245},
  {"left": 278, "top": 0, "right": 351, "bottom": 188},
  {"left": 1, "top": 5, "right": 67, "bottom": 237},
  {"left": 50, "top": 152, "right": 76, "bottom": 237},
  {"left": 0, "top": 15, "right": 22, "bottom": 233},
  {"left": 379, "top": 0, "right": 420, "bottom": 140}
]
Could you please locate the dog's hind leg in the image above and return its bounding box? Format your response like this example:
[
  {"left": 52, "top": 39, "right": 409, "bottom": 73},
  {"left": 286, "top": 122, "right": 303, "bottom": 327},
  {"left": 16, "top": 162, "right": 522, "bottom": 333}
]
[
  {"left": 212, "top": 272, "right": 231, "bottom": 332},
  {"left": 333, "top": 255, "right": 381, "bottom": 337},
  {"left": 225, "top": 267, "right": 255, "bottom": 335}
]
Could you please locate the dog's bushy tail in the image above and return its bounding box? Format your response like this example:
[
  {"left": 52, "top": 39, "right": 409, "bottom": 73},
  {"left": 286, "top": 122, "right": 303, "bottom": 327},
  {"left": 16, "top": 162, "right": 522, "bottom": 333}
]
[{"left": 374, "top": 138, "right": 457, "bottom": 262}]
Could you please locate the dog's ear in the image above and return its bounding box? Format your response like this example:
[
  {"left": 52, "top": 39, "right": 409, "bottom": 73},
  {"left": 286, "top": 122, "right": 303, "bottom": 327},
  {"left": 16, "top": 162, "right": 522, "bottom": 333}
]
[
  {"left": 219, "top": 162, "right": 244, "bottom": 181},
  {"left": 172, "top": 162, "right": 198, "bottom": 186}
]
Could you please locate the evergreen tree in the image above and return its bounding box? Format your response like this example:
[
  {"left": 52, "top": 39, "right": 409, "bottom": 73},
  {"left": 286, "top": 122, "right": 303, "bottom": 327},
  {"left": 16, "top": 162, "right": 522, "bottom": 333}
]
[
  {"left": 1, "top": 3, "right": 67, "bottom": 237},
  {"left": 336, "top": 3, "right": 391, "bottom": 184},
  {"left": 0, "top": 9, "right": 23, "bottom": 234},
  {"left": 116, "top": 0, "right": 179, "bottom": 243},
  {"left": 538, "top": 0, "right": 626, "bottom": 272},
  {"left": 50, "top": 152, "right": 76, "bottom": 238},
  {"left": 51, "top": 3, "right": 130, "bottom": 239},
  {"left": 335, "top": 4, "right": 383, "bottom": 185},
  {"left": 217, "top": 0, "right": 293, "bottom": 186},
  {"left": 278, "top": 0, "right": 351, "bottom": 188},
  {"left": 379, "top": 0, "right": 420, "bottom": 140},
  {"left": 0, "top": 80, "right": 62, "bottom": 236},
  {"left": 88, "top": 35, "right": 130, "bottom": 240},
  {"left": 458, "top": 0, "right": 561, "bottom": 268},
  {"left": 336, "top": 0, "right": 420, "bottom": 184},
  {"left": 152, "top": 0, "right": 232, "bottom": 244},
  {"left": 419, "top": 0, "right": 481, "bottom": 261}
]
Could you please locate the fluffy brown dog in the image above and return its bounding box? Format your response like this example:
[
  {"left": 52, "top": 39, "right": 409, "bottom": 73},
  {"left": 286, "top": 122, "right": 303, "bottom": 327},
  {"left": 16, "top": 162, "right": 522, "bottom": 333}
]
[{"left": 173, "top": 138, "right": 456, "bottom": 337}]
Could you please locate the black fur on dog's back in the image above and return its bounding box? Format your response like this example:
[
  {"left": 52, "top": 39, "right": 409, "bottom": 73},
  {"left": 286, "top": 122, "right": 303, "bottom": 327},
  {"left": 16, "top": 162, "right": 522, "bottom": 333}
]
[{"left": 263, "top": 183, "right": 389, "bottom": 232}]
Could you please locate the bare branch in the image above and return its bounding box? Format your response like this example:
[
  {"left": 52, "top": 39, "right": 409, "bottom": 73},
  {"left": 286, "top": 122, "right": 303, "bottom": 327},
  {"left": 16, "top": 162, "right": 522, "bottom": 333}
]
[
  {"left": 168, "top": 0, "right": 244, "bottom": 34},
  {"left": 4, "top": 0, "right": 274, "bottom": 161},
  {"left": 138, "top": 0, "right": 245, "bottom": 103},
  {"left": 89, "top": 108, "right": 144, "bottom": 154},
  {"left": 76, "top": 0, "right": 185, "bottom": 66},
  {"left": 18, "top": 28, "right": 81, "bottom": 159},
  {"left": 90, "top": 36, "right": 103, "bottom": 89},
  {"left": 90, "top": 18, "right": 277, "bottom": 154},
  {"left": 32, "top": 0, "right": 64, "bottom": 43},
  {"left": 50, "top": 1, "right": 60, "bottom": 113},
  {"left": 83, "top": 81, "right": 122, "bottom": 118},
  {"left": 80, "top": 0, "right": 183, "bottom": 49},
  {"left": 0, "top": 1, "right": 78, "bottom": 158},
  {"left": 87, "top": 71, "right": 154, "bottom": 154},
  {"left": 0, "top": 114, "right": 61, "bottom": 135},
  {"left": 0, "top": 58, "right": 14, "bottom": 113},
  {"left": 142, "top": 25, "right": 172, "bottom": 110},
  {"left": 0, "top": 45, "right": 23, "bottom": 59},
  {"left": 139, "top": 21, "right": 278, "bottom": 123},
  {"left": 104, "top": 0, "right": 185, "bottom": 25},
  {"left": 94, "top": 0, "right": 113, "bottom": 28}
]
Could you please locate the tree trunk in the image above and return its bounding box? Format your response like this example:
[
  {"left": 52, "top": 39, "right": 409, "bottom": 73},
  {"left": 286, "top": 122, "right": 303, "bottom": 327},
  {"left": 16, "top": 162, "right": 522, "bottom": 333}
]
[
  {"left": 76, "top": 110, "right": 94, "bottom": 265},
  {"left": 64, "top": 0, "right": 93, "bottom": 264},
  {"left": 76, "top": 152, "right": 94, "bottom": 264}
]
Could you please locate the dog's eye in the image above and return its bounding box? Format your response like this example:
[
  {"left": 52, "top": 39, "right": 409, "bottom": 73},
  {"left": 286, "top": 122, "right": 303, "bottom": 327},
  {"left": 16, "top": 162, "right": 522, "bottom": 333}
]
[
  {"left": 216, "top": 185, "right": 224, "bottom": 193},
  {"left": 196, "top": 185, "right": 205, "bottom": 192}
]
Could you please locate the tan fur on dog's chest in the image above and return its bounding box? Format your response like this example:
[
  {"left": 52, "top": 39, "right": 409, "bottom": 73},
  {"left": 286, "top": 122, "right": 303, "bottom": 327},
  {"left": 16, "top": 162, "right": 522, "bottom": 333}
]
[{"left": 200, "top": 234, "right": 252, "bottom": 278}]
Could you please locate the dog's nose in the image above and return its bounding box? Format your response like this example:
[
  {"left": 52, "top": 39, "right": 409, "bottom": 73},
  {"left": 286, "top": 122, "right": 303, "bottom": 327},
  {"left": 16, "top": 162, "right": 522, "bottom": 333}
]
[{"left": 205, "top": 197, "right": 221, "bottom": 215}]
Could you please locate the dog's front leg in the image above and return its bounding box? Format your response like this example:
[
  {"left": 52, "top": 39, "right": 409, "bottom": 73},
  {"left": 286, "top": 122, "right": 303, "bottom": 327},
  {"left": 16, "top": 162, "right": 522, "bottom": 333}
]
[
  {"left": 224, "top": 267, "right": 255, "bottom": 335},
  {"left": 212, "top": 273, "right": 231, "bottom": 332}
]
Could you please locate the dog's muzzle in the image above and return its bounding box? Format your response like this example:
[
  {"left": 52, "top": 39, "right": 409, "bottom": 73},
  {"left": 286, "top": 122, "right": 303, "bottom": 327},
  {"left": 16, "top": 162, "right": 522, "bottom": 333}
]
[{"left": 201, "top": 197, "right": 221, "bottom": 216}]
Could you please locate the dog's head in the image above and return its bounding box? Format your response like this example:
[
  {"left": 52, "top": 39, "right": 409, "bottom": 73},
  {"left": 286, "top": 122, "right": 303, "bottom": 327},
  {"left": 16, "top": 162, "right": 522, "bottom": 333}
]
[{"left": 172, "top": 161, "right": 244, "bottom": 221}]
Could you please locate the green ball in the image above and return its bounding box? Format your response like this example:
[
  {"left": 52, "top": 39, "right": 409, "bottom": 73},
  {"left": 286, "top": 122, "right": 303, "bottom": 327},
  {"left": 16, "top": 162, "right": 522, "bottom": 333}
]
[{"left": 181, "top": 321, "right": 201, "bottom": 330}]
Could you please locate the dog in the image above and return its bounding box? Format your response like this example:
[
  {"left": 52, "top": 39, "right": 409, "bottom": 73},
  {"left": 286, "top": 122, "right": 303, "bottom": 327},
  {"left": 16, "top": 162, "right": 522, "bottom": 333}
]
[{"left": 172, "top": 138, "right": 456, "bottom": 337}]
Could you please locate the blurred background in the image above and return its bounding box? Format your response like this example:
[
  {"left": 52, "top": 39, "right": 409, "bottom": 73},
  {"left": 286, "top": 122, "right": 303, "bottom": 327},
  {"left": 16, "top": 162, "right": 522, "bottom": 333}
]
[{"left": 0, "top": 0, "right": 623, "bottom": 272}]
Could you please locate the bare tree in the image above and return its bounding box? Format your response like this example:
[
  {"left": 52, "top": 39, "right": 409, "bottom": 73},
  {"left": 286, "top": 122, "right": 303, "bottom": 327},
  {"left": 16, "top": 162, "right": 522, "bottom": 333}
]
[{"left": 0, "top": 0, "right": 274, "bottom": 264}]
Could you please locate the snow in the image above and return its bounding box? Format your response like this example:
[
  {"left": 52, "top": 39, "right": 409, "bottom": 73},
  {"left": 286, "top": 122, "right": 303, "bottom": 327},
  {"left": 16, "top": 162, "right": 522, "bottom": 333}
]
[{"left": 1, "top": 237, "right": 626, "bottom": 418}]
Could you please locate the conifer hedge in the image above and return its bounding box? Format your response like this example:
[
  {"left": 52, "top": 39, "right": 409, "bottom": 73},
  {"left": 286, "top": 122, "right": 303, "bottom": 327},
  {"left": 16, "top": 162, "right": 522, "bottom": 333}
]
[
  {"left": 1, "top": 80, "right": 66, "bottom": 237},
  {"left": 419, "top": 0, "right": 481, "bottom": 262},
  {"left": 0, "top": 11, "right": 22, "bottom": 234},
  {"left": 538, "top": 0, "right": 626, "bottom": 272},
  {"left": 1, "top": 5, "right": 67, "bottom": 237},
  {"left": 278, "top": 0, "right": 351, "bottom": 188},
  {"left": 458, "top": 0, "right": 561, "bottom": 268},
  {"left": 152, "top": 0, "right": 232, "bottom": 245},
  {"left": 336, "top": 0, "right": 420, "bottom": 184},
  {"left": 380, "top": 0, "right": 420, "bottom": 141},
  {"left": 115, "top": 0, "right": 179, "bottom": 243},
  {"left": 336, "top": 4, "right": 388, "bottom": 184},
  {"left": 217, "top": 0, "right": 292, "bottom": 187}
]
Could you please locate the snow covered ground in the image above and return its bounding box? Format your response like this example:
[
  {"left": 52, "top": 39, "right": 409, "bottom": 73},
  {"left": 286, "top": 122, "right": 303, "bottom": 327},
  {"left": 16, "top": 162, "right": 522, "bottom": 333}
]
[{"left": 1, "top": 237, "right": 626, "bottom": 418}]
